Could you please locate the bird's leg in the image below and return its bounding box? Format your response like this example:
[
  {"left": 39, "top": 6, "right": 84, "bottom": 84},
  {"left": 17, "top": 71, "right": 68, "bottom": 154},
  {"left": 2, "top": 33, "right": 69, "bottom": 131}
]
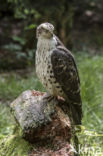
[{"left": 43, "top": 92, "right": 55, "bottom": 102}]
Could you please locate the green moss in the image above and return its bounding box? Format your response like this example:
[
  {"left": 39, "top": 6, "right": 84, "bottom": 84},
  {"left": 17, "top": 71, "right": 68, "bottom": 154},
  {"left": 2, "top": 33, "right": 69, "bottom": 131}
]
[
  {"left": 0, "top": 102, "right": 31, "bottom": 156},
  {"left": 0, "top": 134, "right": 31, "bottom": 156},
  {"left": 1, "top": 53, "right": 103, "bottom": 155}
]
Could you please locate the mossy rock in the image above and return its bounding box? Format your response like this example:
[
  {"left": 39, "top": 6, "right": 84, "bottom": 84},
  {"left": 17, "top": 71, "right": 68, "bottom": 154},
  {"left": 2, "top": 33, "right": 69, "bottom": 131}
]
[{"left": 0, "top": 134, "right": 31, "bottom": 156}]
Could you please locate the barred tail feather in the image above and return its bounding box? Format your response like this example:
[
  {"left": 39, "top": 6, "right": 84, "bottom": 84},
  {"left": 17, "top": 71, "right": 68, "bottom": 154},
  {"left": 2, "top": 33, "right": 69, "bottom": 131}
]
[{"left": 70, "top": 103, "right": 82, "bottom": 125}]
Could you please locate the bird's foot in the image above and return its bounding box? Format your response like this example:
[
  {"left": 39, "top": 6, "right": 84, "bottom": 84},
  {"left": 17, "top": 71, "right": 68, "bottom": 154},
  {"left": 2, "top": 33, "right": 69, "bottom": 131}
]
[
  {"left": 57, "top": 96, "right": 65, "bottom": 101},
  {"left": 43, "top": 93, "right": 55, "bottom": 102}
]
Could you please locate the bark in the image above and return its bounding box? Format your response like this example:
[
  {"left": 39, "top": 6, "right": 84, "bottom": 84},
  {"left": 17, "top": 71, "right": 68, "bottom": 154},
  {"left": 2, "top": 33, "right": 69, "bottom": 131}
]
[{"left": 10, "top": 90, "right": 79, "bottom": 156}]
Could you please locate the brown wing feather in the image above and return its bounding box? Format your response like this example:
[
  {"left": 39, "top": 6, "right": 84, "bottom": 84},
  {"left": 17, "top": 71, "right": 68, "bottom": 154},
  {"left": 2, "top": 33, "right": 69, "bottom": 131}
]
[{"left": 51, "top": 47, "right": 82, "bottom": 124}]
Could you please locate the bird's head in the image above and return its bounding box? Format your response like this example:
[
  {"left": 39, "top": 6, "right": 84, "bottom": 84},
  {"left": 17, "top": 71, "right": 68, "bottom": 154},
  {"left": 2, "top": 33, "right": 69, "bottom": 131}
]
[{"left": 36, "top": 23, "right": 54, "bottom": 39}]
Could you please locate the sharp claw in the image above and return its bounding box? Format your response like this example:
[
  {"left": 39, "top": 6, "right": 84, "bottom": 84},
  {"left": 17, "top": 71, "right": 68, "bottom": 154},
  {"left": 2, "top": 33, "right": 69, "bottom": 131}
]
[
  {"left": 43, "top": 93, "right": 54, "bottom": 102},
  {"left": 44, "top": 96, "right": 54, "bottom": 102}
]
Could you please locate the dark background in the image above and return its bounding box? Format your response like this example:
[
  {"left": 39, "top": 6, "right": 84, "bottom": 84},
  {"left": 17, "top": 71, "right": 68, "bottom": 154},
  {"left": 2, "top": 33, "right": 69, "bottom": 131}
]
[
  {"left": 0, "top": 0, "right": 103, "bottom": 70},
  {"left": 0, "top": 1, "right": 103, "bottom": 154}
]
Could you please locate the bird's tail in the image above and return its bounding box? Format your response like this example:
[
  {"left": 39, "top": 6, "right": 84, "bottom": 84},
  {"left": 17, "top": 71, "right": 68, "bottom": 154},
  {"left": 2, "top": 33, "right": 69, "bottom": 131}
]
[{"left": 70, "top": 102, "right": 82, "bottom": 125}]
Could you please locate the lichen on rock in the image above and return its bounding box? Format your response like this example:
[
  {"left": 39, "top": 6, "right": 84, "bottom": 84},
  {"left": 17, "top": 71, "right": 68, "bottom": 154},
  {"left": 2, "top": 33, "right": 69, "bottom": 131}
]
[
  {"left": 2, "top": 90, "right": 76, "bottom": 156},
  {"left": 10, "top": 90, "right": 71, "bottom": 143}
]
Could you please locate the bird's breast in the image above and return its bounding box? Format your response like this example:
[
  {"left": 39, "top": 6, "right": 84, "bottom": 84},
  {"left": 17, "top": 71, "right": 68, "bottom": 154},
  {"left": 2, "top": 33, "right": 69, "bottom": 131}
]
[
  {"left": 36, "top": 49, "right": 52, "bottom": 87},
  {"left": 36, "top": 48, "right": 64, "bottom": 97}
]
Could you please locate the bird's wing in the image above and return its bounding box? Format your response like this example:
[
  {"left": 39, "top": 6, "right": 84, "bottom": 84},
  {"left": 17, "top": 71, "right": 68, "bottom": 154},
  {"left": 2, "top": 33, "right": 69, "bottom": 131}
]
[{"left": 51, "top": 46, "right": 82, "bottom": 124}]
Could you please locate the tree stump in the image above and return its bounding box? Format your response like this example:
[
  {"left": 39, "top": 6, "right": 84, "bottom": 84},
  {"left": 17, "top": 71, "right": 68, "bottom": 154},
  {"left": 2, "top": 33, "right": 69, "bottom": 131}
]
[{"left": 10, "top": 90, "right": 76, "bottom": 156}]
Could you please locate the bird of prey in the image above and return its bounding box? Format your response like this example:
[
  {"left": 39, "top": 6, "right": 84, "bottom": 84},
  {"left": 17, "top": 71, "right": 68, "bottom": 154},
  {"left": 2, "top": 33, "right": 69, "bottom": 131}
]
[{"left": 36, "top": 22, "right": 82, "bottom": 125}]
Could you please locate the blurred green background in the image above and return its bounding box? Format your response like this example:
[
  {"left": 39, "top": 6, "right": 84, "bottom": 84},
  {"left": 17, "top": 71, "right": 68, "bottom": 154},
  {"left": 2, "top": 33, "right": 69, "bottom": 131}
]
[{"left": 0, "top": 0, "right": 103, "bottom": 155}]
